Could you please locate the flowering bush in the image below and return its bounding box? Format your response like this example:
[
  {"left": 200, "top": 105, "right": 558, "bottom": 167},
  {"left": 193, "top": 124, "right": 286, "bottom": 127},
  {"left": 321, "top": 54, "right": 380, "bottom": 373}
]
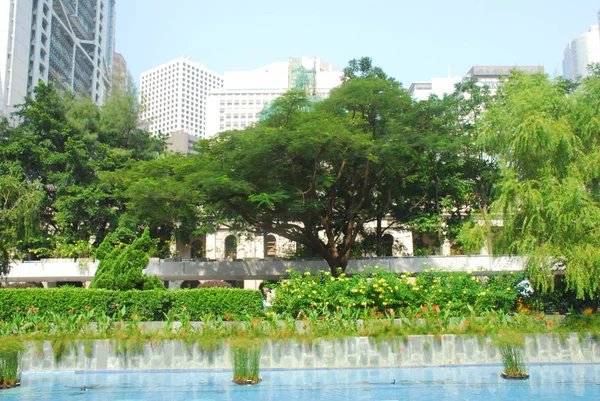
[{"left": 272, "top": 267, "right": 526, "bottom": 318}]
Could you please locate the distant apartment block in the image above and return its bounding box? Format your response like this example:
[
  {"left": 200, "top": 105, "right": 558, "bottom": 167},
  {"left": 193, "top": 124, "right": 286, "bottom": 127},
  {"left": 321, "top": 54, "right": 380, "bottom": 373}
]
[
  {"left": 139, "top": 57, "right": 223, "bottom": 141},
  {"left": 408, "top": 76, "right": 462, "bottom": 101},
  {"left": 464, "top": 65, "right": 544, "bottom": 90},
  {"left": 0, "top": 0, "right": 116, "bottom": 117},
  {"left": 408, "top": 66, "right": 544, "bottom": 101},
  {"left": 563, "top": 25, "right": 600, "bottom": 81},
  {"left": 204, "top": 57, "right": 343, "bottom": 138}
]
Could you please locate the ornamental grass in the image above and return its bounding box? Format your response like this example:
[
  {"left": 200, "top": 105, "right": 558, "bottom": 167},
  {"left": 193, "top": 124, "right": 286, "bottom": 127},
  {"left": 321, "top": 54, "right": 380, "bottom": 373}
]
[{"left": 0, "top": 339, "right": 23, "bottom": 390}]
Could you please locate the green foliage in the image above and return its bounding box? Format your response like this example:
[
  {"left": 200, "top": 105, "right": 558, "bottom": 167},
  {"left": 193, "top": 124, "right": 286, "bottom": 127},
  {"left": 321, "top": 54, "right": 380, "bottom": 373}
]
[
  {"left": 90, "top": 228, "right": 165, "bottom": 291},
  {"left": 0, "top": 81, "right": 165, "bottom": 258},
  {"left": 0, "top": 287, "right": 262, "bottom": 322},
  {"left": 177, "top": 58, "right": 445, "bottom": 274},
  {"left": 230, "top": 339, "right": 262, "bottom": 385},
  {"left": 0, "top": 169, "right": 44, "bottom": 276},
  {"left": 272, "top": 268, "right": 525, "bottom": 318},
  {"left": 493, "top": 332, "right": 528, "bottom": 378},
  {"left": 170, "top": 288, "right": 263, "bottom": 320},
  {"left": 0, "top": 338, "right": 23, "bottom": 389},
  {"left": 481, "top": 70, "right": 600, "bottom": 298}
]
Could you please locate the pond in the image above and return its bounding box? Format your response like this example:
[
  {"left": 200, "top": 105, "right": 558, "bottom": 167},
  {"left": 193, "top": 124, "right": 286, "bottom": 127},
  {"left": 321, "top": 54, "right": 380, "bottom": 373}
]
[{"left": 3, "top": 364, "right": 600, "bottom": 400}]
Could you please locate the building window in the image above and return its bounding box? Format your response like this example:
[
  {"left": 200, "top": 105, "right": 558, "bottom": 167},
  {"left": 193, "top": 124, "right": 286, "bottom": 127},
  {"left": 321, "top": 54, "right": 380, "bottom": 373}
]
[
  {"left": 382, "top": 234, "right": 394, "bottom": 257},
  {"left": 265, "top": 235, "right": 277, "bottom": 257},
  {"left": 224, "top": 235, "right": 237, "bottom": 260}
]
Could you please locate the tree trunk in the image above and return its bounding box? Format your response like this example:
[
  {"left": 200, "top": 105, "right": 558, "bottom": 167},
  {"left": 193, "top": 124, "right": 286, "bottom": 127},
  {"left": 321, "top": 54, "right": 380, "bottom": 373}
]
[{"left": 376, "top": 213, "right": 383, "bottom": 256}]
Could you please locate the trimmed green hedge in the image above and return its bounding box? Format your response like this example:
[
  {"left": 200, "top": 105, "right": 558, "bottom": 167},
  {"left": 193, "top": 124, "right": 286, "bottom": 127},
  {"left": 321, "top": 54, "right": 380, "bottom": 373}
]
[{"left": 0, "top": 288, "right": 262, "bottom": 321}]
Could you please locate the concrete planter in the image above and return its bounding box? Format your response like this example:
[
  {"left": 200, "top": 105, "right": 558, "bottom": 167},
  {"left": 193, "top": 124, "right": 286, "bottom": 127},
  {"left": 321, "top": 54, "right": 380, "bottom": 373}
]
[{"left": 19, "top": 333, "right": 600, "bottom": 372}]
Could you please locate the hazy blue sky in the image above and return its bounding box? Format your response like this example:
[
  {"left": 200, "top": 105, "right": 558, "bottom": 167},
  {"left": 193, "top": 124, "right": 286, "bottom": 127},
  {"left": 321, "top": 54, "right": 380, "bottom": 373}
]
[{"left": 115, "top": 0, "right": 599, "bottom": 87}]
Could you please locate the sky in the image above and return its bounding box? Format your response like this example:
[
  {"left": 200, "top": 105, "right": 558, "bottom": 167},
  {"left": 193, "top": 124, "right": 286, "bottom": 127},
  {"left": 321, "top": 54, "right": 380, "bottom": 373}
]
[{"left": 115, "top": 0, "right": 600, "bottom": 88}]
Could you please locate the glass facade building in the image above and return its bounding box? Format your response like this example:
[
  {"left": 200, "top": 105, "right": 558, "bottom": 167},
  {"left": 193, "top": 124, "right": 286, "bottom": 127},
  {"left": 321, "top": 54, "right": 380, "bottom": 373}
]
[{"left": 0, "top": 0, "right": 115, "bottom": 117}]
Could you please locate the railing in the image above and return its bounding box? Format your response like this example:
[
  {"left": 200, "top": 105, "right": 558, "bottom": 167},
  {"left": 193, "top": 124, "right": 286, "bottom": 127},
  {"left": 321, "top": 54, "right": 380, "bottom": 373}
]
[{"left": 3, "top": 256, "right": 526, "bottom": 283}]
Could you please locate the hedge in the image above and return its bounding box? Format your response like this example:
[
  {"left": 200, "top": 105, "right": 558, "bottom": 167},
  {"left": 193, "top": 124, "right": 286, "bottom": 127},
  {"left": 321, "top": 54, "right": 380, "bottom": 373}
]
[{"left": 0, "top": 288, "right": 262, "bottom": 321}]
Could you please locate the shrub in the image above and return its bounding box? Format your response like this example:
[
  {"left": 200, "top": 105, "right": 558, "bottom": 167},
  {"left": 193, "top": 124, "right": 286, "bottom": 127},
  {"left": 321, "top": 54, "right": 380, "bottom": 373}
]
[
  {"left": 272, "top": 267, "right": 526, "bottom": 317},
  {"left": 90, "top": 228, "right": 165, "bottom": 291},
  {"left": 170, "top": 289, "right": 262, "bottom": 320},
  {"left": 0, "top": 288, "right": 262, "bottom": 321}
]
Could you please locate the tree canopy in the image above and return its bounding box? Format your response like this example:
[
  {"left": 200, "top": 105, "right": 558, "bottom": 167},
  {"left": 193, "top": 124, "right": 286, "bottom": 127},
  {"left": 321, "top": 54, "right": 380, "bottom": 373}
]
[
  {"left": 173, "top": 58, "right": 481, "bottom": 274},
  {"left": 480, "top": 68, "right": 600, "bottom": 298},
  {"left": 0, "top": 82, "right": 166, "bottom": 260}
]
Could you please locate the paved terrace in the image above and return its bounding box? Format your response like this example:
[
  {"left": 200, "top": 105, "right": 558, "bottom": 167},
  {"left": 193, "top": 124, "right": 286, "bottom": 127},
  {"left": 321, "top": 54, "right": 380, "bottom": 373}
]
[{"left": 4, "top": 256, "right": 526, "bottom": 283}]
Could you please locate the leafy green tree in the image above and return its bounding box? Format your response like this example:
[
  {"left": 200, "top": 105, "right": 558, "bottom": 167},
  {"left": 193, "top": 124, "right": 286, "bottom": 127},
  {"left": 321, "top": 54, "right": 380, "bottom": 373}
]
[
  {"left": 104, "top": 153, "right": 204, "bottom": 256},
  {"left": 0, "top": 169, "right": 44, "bottom": 276},
  {"left": 384, "top": 79, "right": 497, "bottom": 255},
  {"left": 90, "top": 228, "right": 164, "bottom": 290},
  {"left": 183, "top": 59, "right": 436, "bottom": 274},
  {"left": 0, "top": 82, "right": 166, "bottom": 258},
  {"left": 480, "top": 70, "right": 600, "bottom": 298}
]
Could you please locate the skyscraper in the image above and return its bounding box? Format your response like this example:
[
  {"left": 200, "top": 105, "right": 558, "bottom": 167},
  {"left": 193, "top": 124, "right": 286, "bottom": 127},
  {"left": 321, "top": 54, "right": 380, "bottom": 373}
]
[
  {"left": 562, "top": 25, "right": 600, "bottom": 81},
  {"left": 0, "top": 0, "right": 116, "bottom": 117},
  {"left": 139, "top": 57, "right": 223, "bottom": 140}
]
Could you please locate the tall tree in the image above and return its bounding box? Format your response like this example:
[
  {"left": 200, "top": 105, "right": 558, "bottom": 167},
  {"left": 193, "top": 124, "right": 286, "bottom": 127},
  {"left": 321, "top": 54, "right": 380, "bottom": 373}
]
[
  {"left": 0, "top": 169, "right": 44, "bottom": 275},
  {"left": 480, "top": 69, "right": 600, "bottom": 298},
  {"left": 0, "top": 82, "right": 166, "bottom": 258},
  {"left": 182, "top": 59, "right": 431, "bottom": 274}
]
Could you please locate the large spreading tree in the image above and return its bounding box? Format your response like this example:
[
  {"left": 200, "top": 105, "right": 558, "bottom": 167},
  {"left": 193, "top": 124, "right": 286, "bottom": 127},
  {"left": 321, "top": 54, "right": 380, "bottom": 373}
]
[{"left": 180, "top": 58, "right": 449, "bottom": 274}]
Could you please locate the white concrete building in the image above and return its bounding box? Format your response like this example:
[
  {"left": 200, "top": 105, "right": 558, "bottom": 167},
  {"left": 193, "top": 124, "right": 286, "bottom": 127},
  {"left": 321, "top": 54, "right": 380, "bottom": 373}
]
[
  {"left": 205, "top": 57, "right": 343, "bottom": 138},
  {"left": 464, "top": 65, "right": 544, "bottom": 93},
  {"left": 562, "top": 25, "right": 600, "bottom": 81},
  {"left": 408, "top": 76, "right": 462, "bottom": 101},
  {"left": 139, "top": 57, "right": 223, "bottom": 140},
  {"left": 0, "top": 0, "right": 116, "bottom": 117}
]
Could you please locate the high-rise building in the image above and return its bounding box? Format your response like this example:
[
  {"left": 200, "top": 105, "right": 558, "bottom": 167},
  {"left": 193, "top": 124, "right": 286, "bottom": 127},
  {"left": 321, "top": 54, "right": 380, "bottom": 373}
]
[
  {"left": 0, "top": 0, "right": 116, "bottom": 117},
  {"left": 139, "top": 57, "right": 223, "bottom": 139},
  {"left": 205, "top": 57, "right": 342, "bottom": 138},
  {"left": 562, "top": 25, "right": 600, "bottom": 81}
]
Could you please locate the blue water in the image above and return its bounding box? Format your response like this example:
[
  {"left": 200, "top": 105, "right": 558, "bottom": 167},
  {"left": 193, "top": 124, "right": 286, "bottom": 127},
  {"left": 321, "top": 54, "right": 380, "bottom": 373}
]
[{"left": 3, "top": 364, "right": 600, "bottom": 400}]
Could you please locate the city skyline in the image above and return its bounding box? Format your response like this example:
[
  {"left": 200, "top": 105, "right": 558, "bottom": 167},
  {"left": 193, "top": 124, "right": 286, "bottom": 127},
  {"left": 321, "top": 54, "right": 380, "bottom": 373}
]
[{"left": 115, "top": 0, "right": 599, "bottom": 88}]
